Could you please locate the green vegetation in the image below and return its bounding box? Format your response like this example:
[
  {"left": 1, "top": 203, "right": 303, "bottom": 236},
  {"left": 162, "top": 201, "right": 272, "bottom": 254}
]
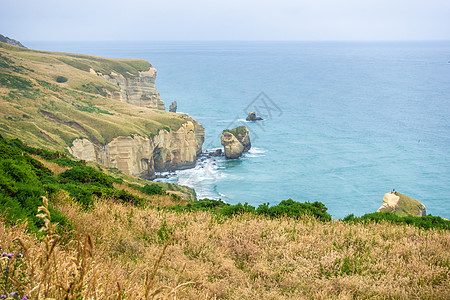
[
  {"left": 343, "top": 212, "right": 450, "bottom": 230},
  {"left": 0, "top": 135, "right": 149, "bottom": 232},
  {"left": 0, "top": 73, "right": 33, "bottom": 90},
  {"left": 55, "top": 75, "right": 67, "bottom": 83},
  {"left": 0, "top": 135, "right": 69, "bottom": 233},
  {"left": 223, "top": 126, "right": 247, "bottom": 139},
  {"left": 141, "top": 183, "right": 166, "bottom": 196},
  {"left": 169, "top": 198, "right": 332, "bottom": 221}
]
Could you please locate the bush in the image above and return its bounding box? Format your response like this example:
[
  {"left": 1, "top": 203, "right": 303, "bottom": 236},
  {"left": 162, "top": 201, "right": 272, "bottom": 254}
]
[
  {"left": 141, "top": 183, "right": 166, "bottom": 196},
  {"left": 59, "top": 166, "right": 114, "bottom": 188},
  {"left": 0, "top": 135, "right": 70, "bottom": 233},
  {"left": 342, "top": 212, "right": 450, "bottom": 230},
  {"left": 56, "top": 76, "right": 68, "bottom": 83},
  {"left": 256, "top": 199, "right": 332, "bottom": 221},
  {"left": 168, "top": 198, "right": 331, "bottom": 221}
]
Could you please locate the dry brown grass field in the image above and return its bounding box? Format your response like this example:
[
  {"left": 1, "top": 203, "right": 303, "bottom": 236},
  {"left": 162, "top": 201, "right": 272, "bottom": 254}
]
[{"left": 1, "top": 193, "right": 449, "bottom": 299}]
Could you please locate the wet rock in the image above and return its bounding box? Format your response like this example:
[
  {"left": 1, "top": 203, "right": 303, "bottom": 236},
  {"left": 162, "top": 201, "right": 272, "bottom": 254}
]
[{"left": 246, "top": 111, "right": 263, "bottom": 121}]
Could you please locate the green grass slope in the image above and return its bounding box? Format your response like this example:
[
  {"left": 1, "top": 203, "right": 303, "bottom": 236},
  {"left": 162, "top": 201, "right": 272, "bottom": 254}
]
[{"left": 0, "top": 42, "right": 185, "bottom": 151}]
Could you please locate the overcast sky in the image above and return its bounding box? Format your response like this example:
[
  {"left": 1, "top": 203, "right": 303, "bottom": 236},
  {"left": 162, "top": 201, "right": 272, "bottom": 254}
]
[{"left": 2, "top": 0, "right": 450, "bottom": 41}]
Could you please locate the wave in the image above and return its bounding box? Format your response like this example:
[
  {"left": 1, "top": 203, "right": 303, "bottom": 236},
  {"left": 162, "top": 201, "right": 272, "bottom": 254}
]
[
  {"left": 244, "top": 147, "right": 267, "bottom": 158},
  {"left": 156, "top": 154, "right": 225, "bottom": 200}
]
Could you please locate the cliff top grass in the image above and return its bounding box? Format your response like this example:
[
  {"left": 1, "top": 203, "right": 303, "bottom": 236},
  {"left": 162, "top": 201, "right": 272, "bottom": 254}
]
[{"left": 0, "top": 42, "right": 187, "bottom": 151}]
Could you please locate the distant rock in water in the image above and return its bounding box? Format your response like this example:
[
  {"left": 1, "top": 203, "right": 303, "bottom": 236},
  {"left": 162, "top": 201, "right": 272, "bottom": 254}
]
[
  {"left": 205, "top": 149, "right": 223, "bottom": 157},
  {"left": 221, "top": 126, "right": 251, "bottom": 159},
  {"left": 169, "top": 101, "right": 177, "bottom": 112},
  {"left": 246, "top": 111, "right": 263, "bottom": 121},
  {"left": 377, "top": 191, "right": 426, "bottom": 217},
  {"left": 0, "top": 34, "right": 26, "bottom": 48}
]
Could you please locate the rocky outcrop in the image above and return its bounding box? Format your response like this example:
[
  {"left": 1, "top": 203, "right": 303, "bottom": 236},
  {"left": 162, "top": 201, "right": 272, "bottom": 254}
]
[
  {"left": 95, "top": 67, "right": 165, "bottom": 110},
  {"left": 68, "top": 118, "right": 205, "bottom": 179},
  {"left": 221, "top": 126, "right": 251, "bottom": 159},
  {"left": 0, "top": 34, "right": 26, "bottom": 48},
  {"left": 169, "top": 101, "right": 177, "bottom": 113},
  {"left": 377, "top": 192, "right": 426, "bottom": 217},
  {"left": 246, "top": 111, "right": 263, "bottom": 121}
]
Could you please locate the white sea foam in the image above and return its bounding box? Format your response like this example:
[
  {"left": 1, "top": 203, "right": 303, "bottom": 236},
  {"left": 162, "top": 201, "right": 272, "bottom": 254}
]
[
  {"left": 245, "top": 147, "right": 267, "bottom": 158},
  {"left": 237, "top": 118, "right": 250, "bottom": 123},
  {"left": 156, "top": 154, "right": 225, "bottom": 200}
]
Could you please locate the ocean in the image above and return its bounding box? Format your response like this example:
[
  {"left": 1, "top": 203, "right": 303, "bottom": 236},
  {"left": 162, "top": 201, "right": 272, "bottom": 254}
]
[{"left": 27, "top": 41, "right": 450, "bottom": 219}]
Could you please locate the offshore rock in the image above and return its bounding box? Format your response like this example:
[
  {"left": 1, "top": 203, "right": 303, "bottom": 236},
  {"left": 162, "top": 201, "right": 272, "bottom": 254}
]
[
  {"left": 221, "top": 126, "right": 251, "bottom": 159},
  {"left": 377, "top": 192, "right": 426, "bottom": 217},
  {"left": 246, "top": 111, "right": 263, "bottom": 121},
  {"left": 169, "top": 101, "right": 178, "bottom": 112}
]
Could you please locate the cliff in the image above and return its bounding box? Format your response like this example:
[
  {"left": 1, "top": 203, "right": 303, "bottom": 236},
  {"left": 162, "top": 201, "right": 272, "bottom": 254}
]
[
  {"left": 377, "top": 192, "right": 426, "bottom": 217},
  {"left": 0, "top": 42, "right": 204, "bottom": 178},
  {"left": 0, "top": 33, "right": 26, "bottom": 48},
  {"left": 221, "top": 126, "right": 251, "bottom": 159},
  {"left": 94, "top": 67, "right": 165, "bottom": 110},
  {"left": 69, "top": 117, "right": 204, "bottom": 179}
]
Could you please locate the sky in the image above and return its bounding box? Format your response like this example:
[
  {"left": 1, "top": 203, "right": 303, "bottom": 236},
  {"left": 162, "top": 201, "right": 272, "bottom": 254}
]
[{"left": 1, "top": 0, "right": 450, "bottom": 41}]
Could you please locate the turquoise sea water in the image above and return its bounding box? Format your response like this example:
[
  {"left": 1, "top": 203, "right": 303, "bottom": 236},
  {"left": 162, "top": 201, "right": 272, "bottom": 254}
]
[{"left": 28, "top": 41, "right": 450, "bottom": 219}]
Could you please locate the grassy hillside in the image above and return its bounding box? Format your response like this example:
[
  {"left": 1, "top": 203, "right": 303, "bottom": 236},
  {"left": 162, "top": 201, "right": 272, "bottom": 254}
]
[
  {"left": 0, "top": 42, "right": 185, "bottom": 151},
  {"left": 1, "top": 136, "right": 449, "bottom": 299}
]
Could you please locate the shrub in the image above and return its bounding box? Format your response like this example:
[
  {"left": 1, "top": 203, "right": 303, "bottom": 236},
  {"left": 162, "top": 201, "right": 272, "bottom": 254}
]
[
  {"left": 0, "top": 135, "right": 70, "bottom": 233},
  {"left": 256, "top": 199, "right": 332, "bottom": 221},
  {"left": 168, "top": 198, "right": 331, "bottom": 221},
  {"left": 141, "top": 183, "right": 166, "bottom": 196},
  {"left": 59, "top": 166, "right": 114, "bottom": 188},
  {"left": 56, "top": 76, "right": 68, "bottom": 83},
  {"left": 342, "top": 212, "right": 450, "bottom": 230}
]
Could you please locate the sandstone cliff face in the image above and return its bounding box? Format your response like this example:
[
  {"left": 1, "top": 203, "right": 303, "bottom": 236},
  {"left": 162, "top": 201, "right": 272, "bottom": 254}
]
[
  {"left": 377, "top": 192, "right": 426, "bottom": 217},
  {"left": 221, "top": 126, "right": 251, "bottom": 159},
  {"left": 96, "top": 67, "right": 165, "bottom": 110},
  {"left": 68, "top": 118, "right": 204, "bottom": 179}
]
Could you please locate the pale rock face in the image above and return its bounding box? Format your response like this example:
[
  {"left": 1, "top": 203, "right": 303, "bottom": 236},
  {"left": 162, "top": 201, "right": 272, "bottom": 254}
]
[
  {"left": 221, "top": 126, "right": 251, "bottom": 159},
  {"left": 377, "top": 193, "right": 401, "bottom": 212},
  {"left": 68, "top": 138, "right": 97, "bottom": 161},
  {"left": 221, "top": 132, "right": 245, "bottom": 159},
  {"left": 67, "top": 119, "right": 205, "bottom": 179},
  {"left": 97, "top": 68, "right": 165, "bottom": 110}
]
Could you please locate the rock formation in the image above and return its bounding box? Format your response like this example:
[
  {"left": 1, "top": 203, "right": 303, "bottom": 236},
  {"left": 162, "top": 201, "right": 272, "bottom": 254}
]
[
  {"left": 95, "top": 67, "right": 165, "bottom": 110},
  {"left": 221, "top": 126, "right": 251, "bottom": 159},
  {"left": 169, "top": 101, "right": 177, "bottom": 112},
  {"left": 0, "top": 34, "right": 26, "bottom": 48},
  {"left": 377, "top": 192, "right": 426, "bottom": 217},
  {"left": 68, "top": 117, "right": 205, "bottom": 180},
  {"left": 246, "top": 111, "right": 263, "bottom": 121}
]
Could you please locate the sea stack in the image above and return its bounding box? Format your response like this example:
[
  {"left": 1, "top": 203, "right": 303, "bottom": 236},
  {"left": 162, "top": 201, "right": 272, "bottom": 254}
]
[
  {"left": 377, "top": 191, "right": 426, "bottom": 217},
  {"left": 169, "top": 101, "right": 177, "bottom": 112},
  {"left": 246, "top": 111, "right": 263, "bottom": 121},
  {"left": 221, "top": 126, "right": 251, "bottom": 159}
]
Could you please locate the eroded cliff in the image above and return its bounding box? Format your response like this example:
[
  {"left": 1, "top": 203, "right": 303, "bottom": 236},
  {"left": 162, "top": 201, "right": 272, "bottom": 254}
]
[
  {"left": 94, "top": 67, "right": 165, "bottom": 110},
  {"left": 68, "top": 117, "right": 204, "bottom": 179}
]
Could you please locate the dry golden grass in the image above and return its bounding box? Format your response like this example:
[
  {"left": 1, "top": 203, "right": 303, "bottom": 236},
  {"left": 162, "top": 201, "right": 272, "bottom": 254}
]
[
  {"left": 31, "top": 155, "right": 70, "bottom": 175},
  {"left": 113, "top": 182, "right": 189, "bottom": 207},
  {"left": 2, "top": 195, "right": 449, "bottom": 299}
]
